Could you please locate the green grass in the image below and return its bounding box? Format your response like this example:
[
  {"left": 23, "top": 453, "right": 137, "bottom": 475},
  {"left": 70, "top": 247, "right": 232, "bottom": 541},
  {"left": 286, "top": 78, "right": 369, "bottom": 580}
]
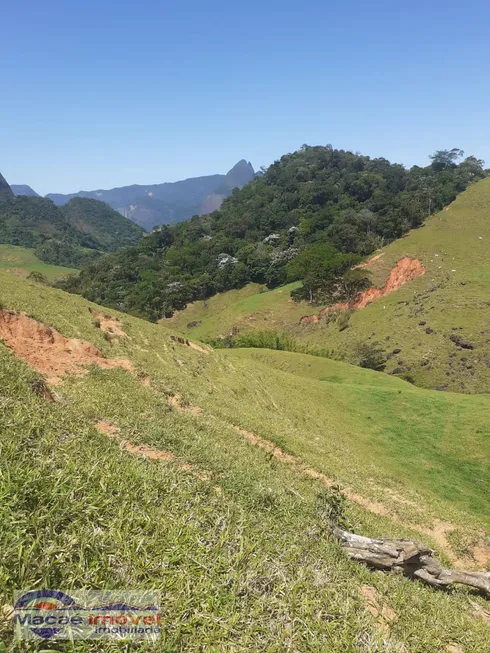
[
  {"left": 166, "top": 178, "right": 490, "bottom": 394},
  {"left": 0, "top": 244, "right": 78, "bottom": 281},
  {"left": 164, "top": 281, "right": 304, "bottom": 341},
  {"left": 0, "top": 269, "right": 490, "bottom": 651}
]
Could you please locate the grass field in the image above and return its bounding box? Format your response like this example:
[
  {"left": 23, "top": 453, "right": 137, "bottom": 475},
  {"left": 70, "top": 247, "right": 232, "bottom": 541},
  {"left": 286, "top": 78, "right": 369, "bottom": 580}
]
[
  {"left": 164, "top": 281, "right": 305, "bottom": 341},
  {"left": 0, "top": 244, "right": 78, "bottom": 281},
  {"left": 165, "top": 178, "right": 490, "bottom": 394},
  {"left": 0, "top": 269, "right": 489, "bottom": 650}
]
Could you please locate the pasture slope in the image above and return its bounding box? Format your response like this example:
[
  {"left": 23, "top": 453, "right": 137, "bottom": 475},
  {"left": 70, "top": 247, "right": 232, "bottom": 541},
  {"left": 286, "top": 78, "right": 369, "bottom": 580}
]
[
  {"left": 0, "top": 244, "right": 77, "bottom": 281},
  {"left": 167, "top": 178, "right": 490, "bottom": 394},
  {"left": 0, "top": 269, "right": 489, "bottom": 650}
]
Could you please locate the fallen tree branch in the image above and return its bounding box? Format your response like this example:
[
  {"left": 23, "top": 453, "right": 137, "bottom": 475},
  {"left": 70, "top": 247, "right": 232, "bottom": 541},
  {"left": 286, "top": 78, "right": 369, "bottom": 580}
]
[{"left": 333, "top": 527, "right": 490, "bottom": 598}]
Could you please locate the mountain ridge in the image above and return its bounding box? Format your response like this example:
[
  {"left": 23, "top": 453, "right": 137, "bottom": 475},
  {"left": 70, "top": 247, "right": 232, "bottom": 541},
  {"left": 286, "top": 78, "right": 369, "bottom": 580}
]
[
  {"left": 10, "top": 184, "right": 40, "bottom": 197},
  {"left": 0, "top": 172, "right": 14, "bottom": 202},
  {"left": 44, "top": 160, "right": 256, "bottom": 229}
]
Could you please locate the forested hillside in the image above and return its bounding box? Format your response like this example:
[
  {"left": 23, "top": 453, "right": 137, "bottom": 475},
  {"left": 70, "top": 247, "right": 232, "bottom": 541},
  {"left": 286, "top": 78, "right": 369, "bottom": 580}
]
[
  {"left": 60, "top": 146, "right": 487, "bottom": 320},
  {"left": 61, "top": 197, "right": 144, "bottom": 250},
  {"left": 0, "top": 193, "right": 143, "bottom": 268}
]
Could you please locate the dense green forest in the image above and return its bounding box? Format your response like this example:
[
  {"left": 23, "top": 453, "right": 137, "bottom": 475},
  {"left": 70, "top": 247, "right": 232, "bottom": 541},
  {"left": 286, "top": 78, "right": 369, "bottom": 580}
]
[
  {"left": 59, "top": 146, "right": 486, "bottom": 320},
  {"left": 0, "top": 195, "right": 143, "bottom": 267},
  {"left": 61, "top": 198, "right": 144, "bottom": 250}
]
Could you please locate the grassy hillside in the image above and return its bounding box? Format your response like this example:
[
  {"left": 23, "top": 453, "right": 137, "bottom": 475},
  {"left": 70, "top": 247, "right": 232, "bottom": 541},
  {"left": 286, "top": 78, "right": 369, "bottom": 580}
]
[
  {"left": 166, "top": 178, "right": 490, "bottom": 394},
  {"left": 164, "top": 282, "right": 303, "bottom": 340},
  {"left": 300, "top": 177, "right": 490, "bottom": 393},
  {"left": 0, "top": 269, "right": 489, "bottom": 650},
  {"left": 0, "top": 244, "right": 78, "bottom": 280}
]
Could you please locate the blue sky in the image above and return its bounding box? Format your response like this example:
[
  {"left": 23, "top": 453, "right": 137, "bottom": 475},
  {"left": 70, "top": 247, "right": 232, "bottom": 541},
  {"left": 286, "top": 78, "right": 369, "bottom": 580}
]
[{"left": 2, "top": 0, "right": 489, "bottom": 195}]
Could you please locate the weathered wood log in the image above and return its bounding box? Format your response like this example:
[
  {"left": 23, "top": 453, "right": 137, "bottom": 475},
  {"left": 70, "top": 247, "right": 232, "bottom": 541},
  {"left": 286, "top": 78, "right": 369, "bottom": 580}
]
[{"left": 333, "top": 527, "right": 490, "bottom": 598}]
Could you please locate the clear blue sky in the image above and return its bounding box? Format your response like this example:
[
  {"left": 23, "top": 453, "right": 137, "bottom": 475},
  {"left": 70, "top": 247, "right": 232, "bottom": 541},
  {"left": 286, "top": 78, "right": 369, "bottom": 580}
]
[{"left": 2, "top": 0, "right": 489, "bottom": 195}]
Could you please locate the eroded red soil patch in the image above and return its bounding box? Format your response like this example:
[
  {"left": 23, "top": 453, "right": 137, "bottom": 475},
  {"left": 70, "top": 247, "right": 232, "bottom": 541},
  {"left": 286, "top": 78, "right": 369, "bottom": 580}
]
[
  {"left": 0, "top": 310, "right": 132, "bottom": 383},
  {"left": 300, "top": 257, "right": 425, "bottom": 324},
  {"left": 89, "top": 308, "right": 126, "bottom": 337}
]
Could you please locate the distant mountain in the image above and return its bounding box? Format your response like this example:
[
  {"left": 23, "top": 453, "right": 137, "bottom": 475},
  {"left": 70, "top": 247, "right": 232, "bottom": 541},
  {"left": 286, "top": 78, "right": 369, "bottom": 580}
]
[
  {"left": 0, "top": 173, "right": 14, "bottom": 202},
  {"left": 10, "top": 184, "right": 40, "bottom": 197},
  {"left": 46, "top": 160, "right": 256, "bottom": 230},
  {"left": 200, "top": 160, "right": 256, "bottom": 214}
]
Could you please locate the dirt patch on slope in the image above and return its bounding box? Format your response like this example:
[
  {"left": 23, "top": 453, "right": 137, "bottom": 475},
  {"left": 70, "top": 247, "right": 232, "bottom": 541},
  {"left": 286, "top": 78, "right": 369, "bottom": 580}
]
[
  {"left": 232, "top": 424, "right": 297, "bottom": 464},
  {"left": 354, "top": 253, "right": 384, "bottom": 270},
  {"left": 232, "top": 425, "right": 390, "bottom": 516},
  {"left": 95, "top": 420, "right": 208, "bottom": 478},
  {"left": 168, "top": 394, "right": 202, "bottom": 414},
  {"left": 300, "top": 257, "right": 425, "bottom": 324},
  {"left": 6, "top": 268, "right": 28, "bottom": 278},
  {"left": 170, "top": 335, "right": 209, "bottom": 354},
  {"left": 472, "top": 541, "right": 490, "bottom": 567},
  {"left": 0, "top": 310, "right": 133, "bottom": 383},
  {"left": 360, "top": 585, "right": 397, "bottom": 636},
  {"left": 89, "top": 309, "right": 126, "bottom": 337}
]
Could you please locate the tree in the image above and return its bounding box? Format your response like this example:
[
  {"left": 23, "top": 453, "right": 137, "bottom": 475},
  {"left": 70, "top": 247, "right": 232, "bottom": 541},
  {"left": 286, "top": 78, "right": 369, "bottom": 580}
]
[
  {"left": 429, "top": 148, "right": 464, "bottom": 172},
  {"left": 339, "top": 269, "right": 371, "bottom": 301},
  {"left": 459, "top": 155, "right": 485, "bottom": 183}
]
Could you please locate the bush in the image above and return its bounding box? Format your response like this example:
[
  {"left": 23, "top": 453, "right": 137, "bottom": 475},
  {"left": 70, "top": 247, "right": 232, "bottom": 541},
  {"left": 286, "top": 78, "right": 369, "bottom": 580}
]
[
  {"left": 316, "top": 486, "right": 349, "bottom": 529},
  {"left": 206, "top": 329, "right": 335, "bottom": 360},
  {"left": 338, "top": 311, "right": 351, "bottom": 332},
  {"left": 354, "top": 342, "right": 386, "bottom": 371},
  {"left": 27, "top": 271, "right": 48, "bottom": 284}
]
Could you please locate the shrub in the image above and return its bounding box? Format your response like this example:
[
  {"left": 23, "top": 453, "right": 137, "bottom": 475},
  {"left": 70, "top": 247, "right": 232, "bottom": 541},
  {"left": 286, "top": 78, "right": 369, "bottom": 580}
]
[
  {"left": 316, "top": 486, "right": 349, "bottom": 529},
  {"left": 27, "top": 271, "right": 48, "bottom": 285},
  {"left": 354, "top": 342, "right": 386, "bottom": 371},
  {"left": 338, "top": 311, "right": 351, "bottom": 332}
]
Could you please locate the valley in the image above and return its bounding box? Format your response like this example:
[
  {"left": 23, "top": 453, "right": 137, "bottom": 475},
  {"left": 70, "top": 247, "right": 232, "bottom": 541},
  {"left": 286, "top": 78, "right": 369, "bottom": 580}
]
[
  {"left": 0, "top": 268, "right": 489, "bottom": 650},
  {"left": 1, "top": 148, "right": 489, "bottom": 651}
]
